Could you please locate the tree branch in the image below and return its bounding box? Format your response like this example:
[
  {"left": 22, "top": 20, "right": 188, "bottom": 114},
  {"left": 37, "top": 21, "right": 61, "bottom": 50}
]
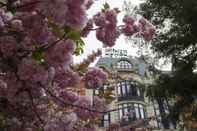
[
  {"left": 15, "top": 0, "right": 41, "bottom": 10},
  {"left": 0, "top": 1, "right": 6, "bottom": 7},
  {"left": 27, "top": 90, "right": 45, "bottom": 125},
  {"left": 42, "top": 85, "right": 103, "bottom": 113}
]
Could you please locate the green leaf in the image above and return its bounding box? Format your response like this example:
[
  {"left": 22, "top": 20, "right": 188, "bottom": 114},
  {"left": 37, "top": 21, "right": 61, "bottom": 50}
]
[
  {"left": 32, "top": 50, "right": 44, "bottom": 64},
  {"left": 37, "top": 128, "right": 44, "bottom": 131},
  {"left": 66, "top": 30, "right": 81, "bottom": 40},
  {"left": 73, "top": 37, "right": 85, "bottom": 56},
  {"left": 10, "top": 9, "right": 16, "bottom": 15},
  {"left": 48, "top": 18, "right": 64, "bottom": 38},
  {"left": 64, "top": 26, "right": 72, "bottom": 34},
  {"left": 64, "top": 27, "right": 85, "bottom": 55},
  {"left": 102, "top": 2, "right": 110, "bottom": 11}
]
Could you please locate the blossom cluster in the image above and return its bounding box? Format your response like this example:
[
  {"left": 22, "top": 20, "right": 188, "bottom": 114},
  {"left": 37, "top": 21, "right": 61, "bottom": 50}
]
[
  {"left": 81, "top": 8, "right": 155, "bottom": 47},
  {"left": 94, "top": 8, "right": 120, "bottom": 47},
  {"left": 74, "top": 96, "right": 106, "bottom": 120},
  {"left": 84, "top": 67, "right": 108, "bottom": 89},
  {"left": 122, "top": 15, "right": 155, "bottom": 41},
  {"left": 0, "top": 9, "right": 13, "bottom": 27},
  {"left": 0, "top": 0, "right": 155, "bottom": 130}
]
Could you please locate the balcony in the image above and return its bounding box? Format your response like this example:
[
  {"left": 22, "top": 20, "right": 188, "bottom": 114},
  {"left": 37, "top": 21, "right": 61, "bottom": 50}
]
[
  {"left": 117, "top": 94, "right": 144, "bottom": 101},
  {"left": 120, "top": 118, "right": 148, "bottom": 127},
  {"left": 116, "top": 80, "right": 145, "bottom": 102}
]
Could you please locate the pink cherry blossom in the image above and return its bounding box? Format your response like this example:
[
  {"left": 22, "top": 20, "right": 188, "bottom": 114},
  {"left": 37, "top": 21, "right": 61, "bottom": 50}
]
[
  {"left": 44, "top": 40, "right": 75, "bottom": 67},
  {"left": 84, "top": 67, "right": 108, "bottom": 89},
  {"left": 80, "top": 126, "right": 96, "bottom": 131},
  {"left": 105, "top": 9, "right": 117, "bottom": 27},
  {"left": 59, "top": 90, "right": 79, "bottom": 103},
  {"left": 94, "top": 9, "right": 120, "bottom": 47},
  {"left": 74, "top": 96, "right": 105, "bottom": 120},
  {"left": 123, "top": 15, "right": 135, "bottom": 25},
  {"left": 84, "top": 0, "right": 94, "bottom": 10},
  {"left": 142, "top": 31, "right": 152, "bottom": 41},
  {"left": 74, "top": 96, "right": 92, "bottom": 120},
  {"left": 65, "top": 0, "right": 88, "bottom": 29},
  {"left": 81, "top": 19, "right": 94, "bottom": 37},
  {"left": 0, "top": 17, "right": 5, "bottom": 27},
  {"left": 0, "top": 0, "right": 155, "bottom": 129},
  {"left": 53, "top": 67, "right": 80, "bottom": 88},
  {"left": 93, "top": 12, "right": 106, "bottom": 27},
  {"left": 148, "top": 26, "right": 156, "bottom": 35},
  {"left": 17, "top": 58, "right": 38, "bottom": 81},
  {"left": 44, "top": 113, "right": 77, "bottom": 131},
  {"left": 122, "top": 25, "right": 135, "bottom": 36},
  {"left": 0, "top": 36, "right": 18, "bottom": 57},
  {"left": 139, "top": 17, "right": 147, "bottom": 26},
  {"left": 20, "top": 12, "right": 53, "bottom": 44}
]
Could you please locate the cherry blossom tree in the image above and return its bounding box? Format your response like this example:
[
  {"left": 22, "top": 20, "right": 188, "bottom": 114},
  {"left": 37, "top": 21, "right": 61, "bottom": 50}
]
[{"left": 0, "top": 0, "right": 155, "bottom": 130}]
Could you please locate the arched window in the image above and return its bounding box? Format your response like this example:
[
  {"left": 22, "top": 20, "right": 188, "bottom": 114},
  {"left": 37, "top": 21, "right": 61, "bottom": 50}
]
[{"left": 116, "top": 60, "right": 132, "bottom": 69}]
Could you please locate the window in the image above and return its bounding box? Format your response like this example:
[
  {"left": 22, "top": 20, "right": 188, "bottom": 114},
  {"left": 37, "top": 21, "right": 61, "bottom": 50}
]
[
  {"left": 119, "top": 105, "right": 123, "bottom": 119},
  {"left": 94, "top": 84, "right": 112, "bottom": 96},
  {"left": 101, "top": 113, "right": 110, "bottom": 127},
  {"left": 126, "top": 81, "right": 130, "bottom": 93},
  {"left": 132, "top": 87, "right": 137, "bottom": 96},
  {"left": 118, "top": 103, "right": 146, "bottom": 121},
  {"left": 116, "top": 60, "right": 132, "bottom": 69},
  {"left": 103, "top": 85, "right": 108, "bottom": 90},
  {"left": 134, "top": 104, "right": 140, "bottom": 119},
  {"left": 100, "top": 103, "right": 146, "bottom": 127},
  {"left": 121, "top": 82, "right": 127, "bottom": 96},
  {"left": 137, "top": 88, "right": 141, "bottom": 96},
  {"left": 139, "top": 104, "right": 145, "bottom": 119},
  {"left": 94, "top": 89, "right": 99, "bottom": 95},
  {"left": 116, "top": 81, "right": 142, "bottom": 98},
  {"left": 123, "top": 104, "right": 128, "bottom": 115},
  {"left": 117, "top": 83, "right": 121, "bottom": 95},
  {"left": 152, "top": 99, "right": 175, "bottom": 129}
]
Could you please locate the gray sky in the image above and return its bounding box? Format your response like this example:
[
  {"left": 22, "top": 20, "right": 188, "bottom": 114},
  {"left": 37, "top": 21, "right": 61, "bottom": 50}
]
[
  {"left": 74, "top": 0, "right": 144, "bottom": 63},
  {"left": 73, "top": 0, "right": 172, "bottom": 70}
]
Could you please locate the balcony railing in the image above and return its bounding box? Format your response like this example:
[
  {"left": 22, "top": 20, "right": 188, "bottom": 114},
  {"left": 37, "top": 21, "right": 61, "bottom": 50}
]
[
  {"left": 120, "top": 118, "right": 148, "bottom": 127},
  {"left": 117, "top": 95, "right": 144, "bottom": 101}
]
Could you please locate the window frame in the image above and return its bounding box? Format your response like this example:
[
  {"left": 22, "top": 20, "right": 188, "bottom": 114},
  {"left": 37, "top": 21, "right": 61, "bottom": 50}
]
[
  {"left": 116, "top": 80, "right": 142, "bottom": 98},
  {"left": 101, "top": 112, "right": 111, "bottom": 127},
  {"left": 118, "top": 103, "right": 146, "bottom": 121},
  {"left": 116, "top": 60, "right": 133, "bottom": 70}
]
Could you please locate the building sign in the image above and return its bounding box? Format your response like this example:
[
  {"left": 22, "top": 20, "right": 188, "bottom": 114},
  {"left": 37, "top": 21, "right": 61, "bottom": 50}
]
[{"left": 104, "top": 48, "right": 128, "bottom": 58}]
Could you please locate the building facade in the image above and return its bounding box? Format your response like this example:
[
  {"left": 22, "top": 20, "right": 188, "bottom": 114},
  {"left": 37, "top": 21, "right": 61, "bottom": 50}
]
[{"left": 86, "top": 49, "right": 177, "bottom": 130}]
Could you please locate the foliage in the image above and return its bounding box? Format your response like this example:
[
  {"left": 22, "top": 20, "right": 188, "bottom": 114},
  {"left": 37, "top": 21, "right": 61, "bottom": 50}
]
[{"left": 139, "top": 0, "right": 197, "bottom": 126}]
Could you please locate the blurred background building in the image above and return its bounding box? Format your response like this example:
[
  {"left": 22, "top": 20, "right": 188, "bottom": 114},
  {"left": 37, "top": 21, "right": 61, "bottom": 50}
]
[{"left": 86, "top": 48, "right": 177, "bottom": 130}]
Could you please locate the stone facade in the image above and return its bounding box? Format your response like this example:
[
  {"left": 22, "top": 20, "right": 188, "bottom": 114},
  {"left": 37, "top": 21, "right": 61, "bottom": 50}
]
[{"left": 86, "top": 55, "right": 178, "bottom": 131}]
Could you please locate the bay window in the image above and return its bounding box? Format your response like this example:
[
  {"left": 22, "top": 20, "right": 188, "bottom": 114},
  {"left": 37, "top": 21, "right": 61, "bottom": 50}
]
[{"left": 118, "top": 103, "right": 146, "bottom": 121}]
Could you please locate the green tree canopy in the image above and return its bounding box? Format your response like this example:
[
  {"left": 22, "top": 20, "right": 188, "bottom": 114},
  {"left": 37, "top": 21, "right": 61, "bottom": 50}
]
[{"left": 139, "top": 0, "right": 197, "bottom": 125}]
